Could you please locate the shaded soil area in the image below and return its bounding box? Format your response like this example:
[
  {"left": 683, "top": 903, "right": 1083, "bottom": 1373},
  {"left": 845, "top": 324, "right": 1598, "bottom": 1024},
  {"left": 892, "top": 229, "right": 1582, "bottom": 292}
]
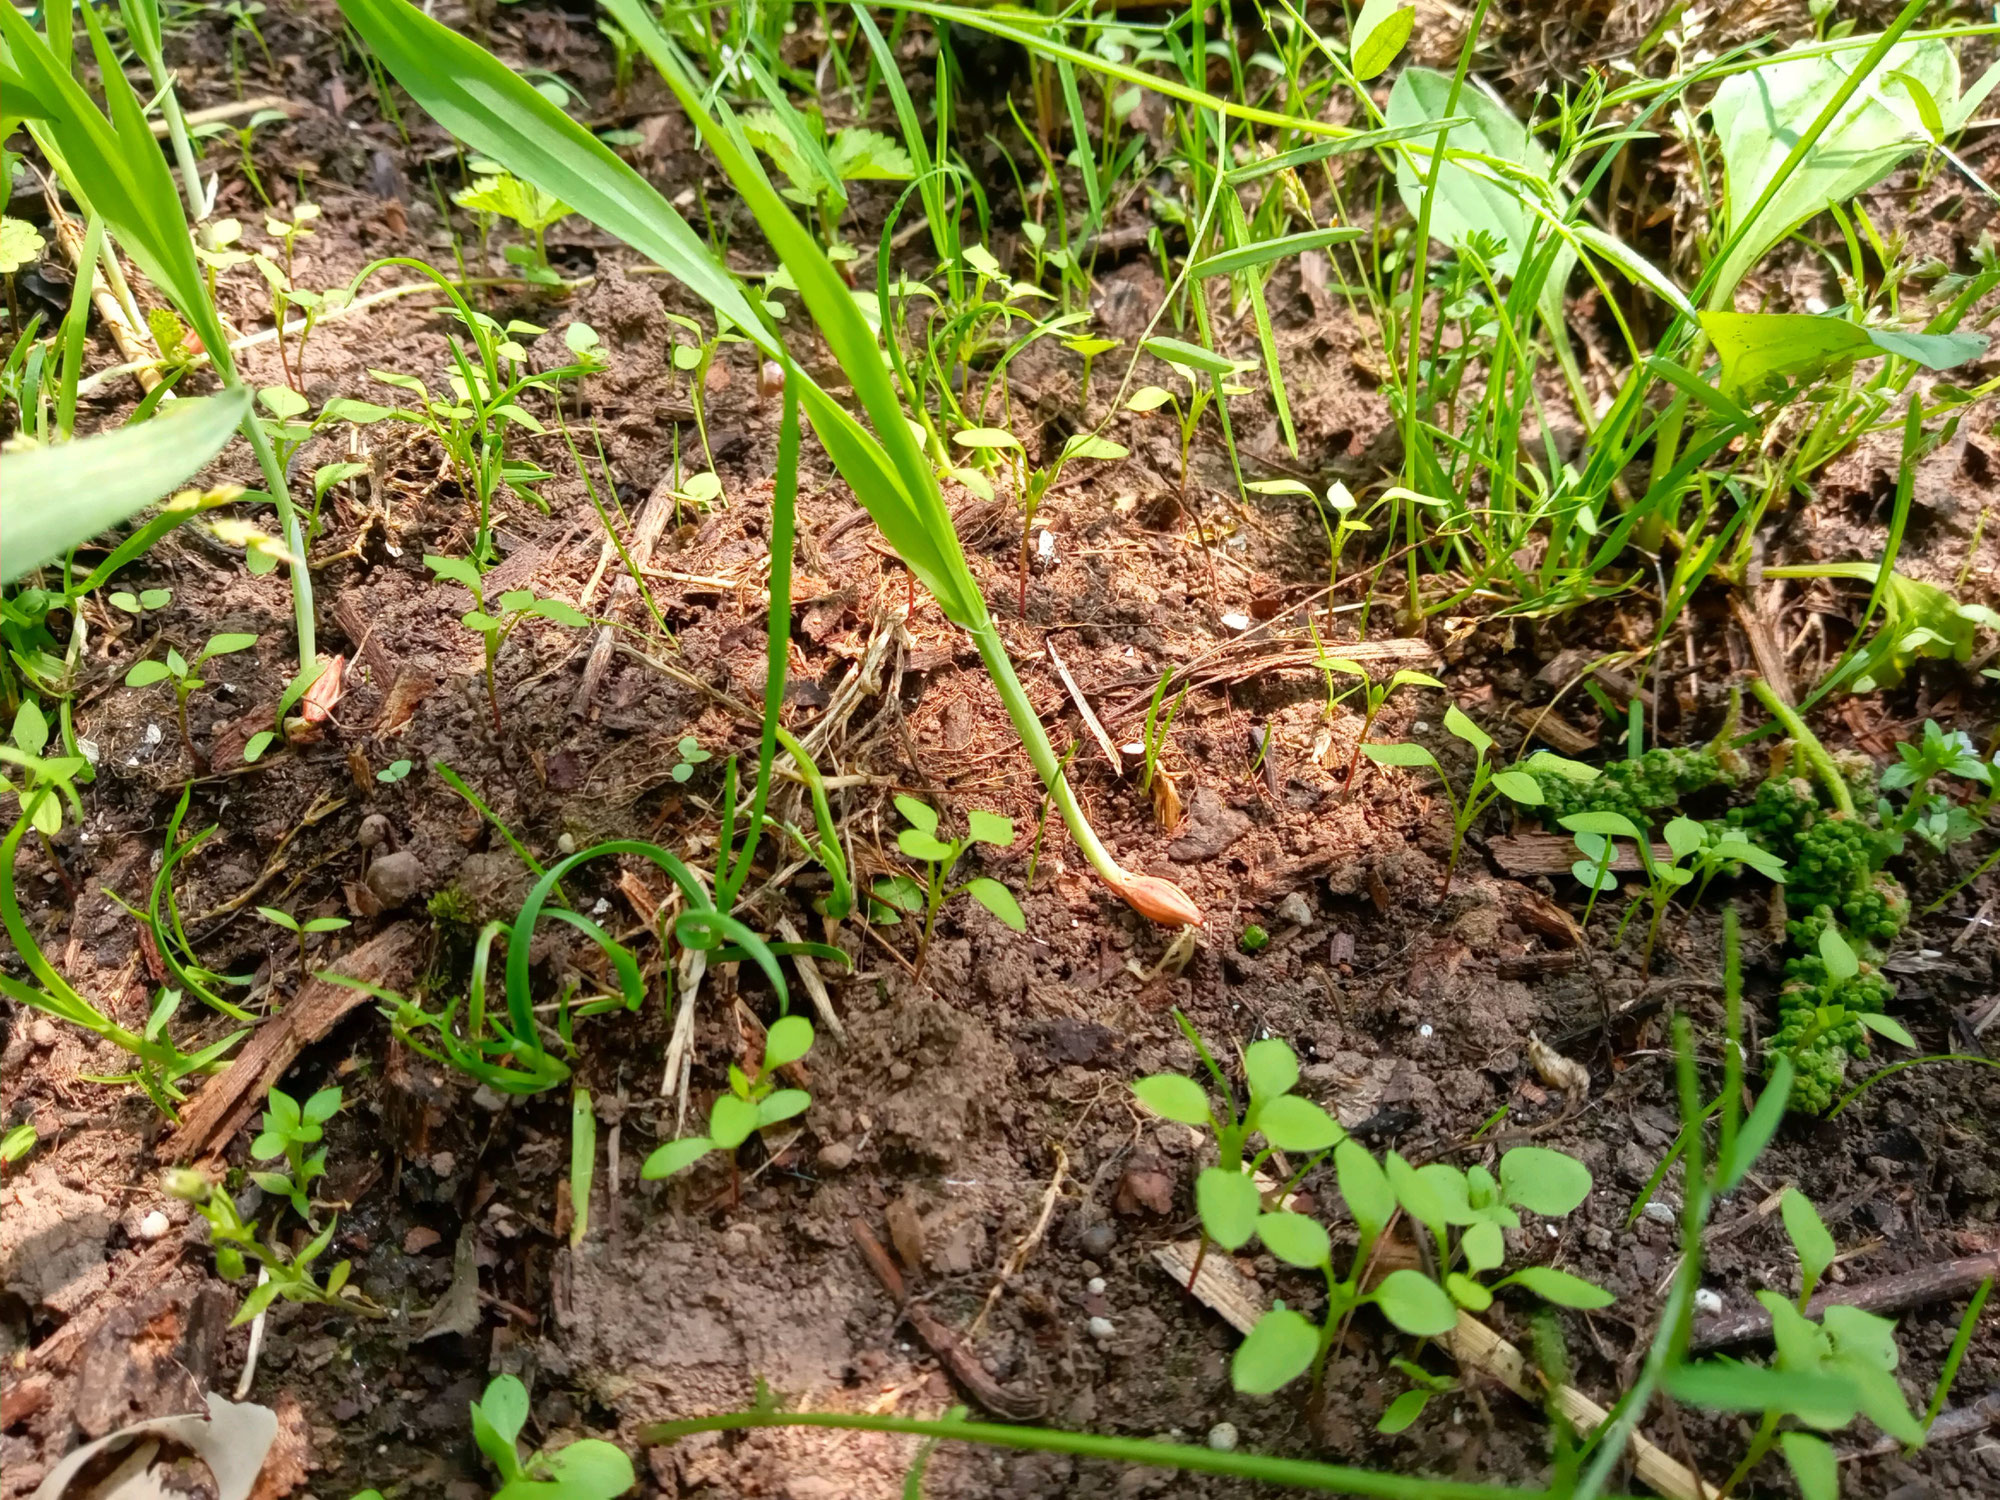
[{"left": 5, "top": 5, "right": 2000, "bottom": 1499}]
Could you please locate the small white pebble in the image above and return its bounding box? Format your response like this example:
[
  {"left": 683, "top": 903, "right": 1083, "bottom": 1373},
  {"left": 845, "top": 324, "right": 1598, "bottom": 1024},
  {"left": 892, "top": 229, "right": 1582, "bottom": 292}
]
[
  {"left": 137, "top": 1209, "right": 171, "bottom": 1241},
  {"left": 1546, "top": 1223, "right": 1559, "bottom": 1239},
  {"left": 1805, "top": 295, "right": 1830, "bottom": 314},
  {"left": 1220, "top": 612, "right": 1252, "bottom": 632},
  {"left": 1696, "top": 1288, "right": 1724, "bottom": 1315},
  {"left": 1642, "top": 1201, "right": 1678, "bottom": 1225},
  {"left": 1418, "top": 1023, "right": 1434, "bottom": 1039},
  {"left": 77, "top": 737, "right": 101, "bottom": 765},
  {"left": 1412, "top": 720, "right": 1430, "bottom": 734},
  {"left": 1087, "top": 1316, "right": 1115, "bottom": 1341},
  {"left": 144, "top": 723, "right": 163, "bottom": 745},
  {"left": 1036, "top": 528, "right": 1056, "bottom": 560},
  {"left": 1086, "top": 1276, "right": 1106, "bottom": 1295},
  {"left": 1120, "top": 741, "right": 1145, "bottom": 757},
  {"left": 556, "top": 832, "right": 577, "bottom": 854},
  {"left": 1207, "top": 1422, "right": 1239, "bottom": 1453},
  {"left": 592, "top": 898, "right": 610, "bottom": 915}
]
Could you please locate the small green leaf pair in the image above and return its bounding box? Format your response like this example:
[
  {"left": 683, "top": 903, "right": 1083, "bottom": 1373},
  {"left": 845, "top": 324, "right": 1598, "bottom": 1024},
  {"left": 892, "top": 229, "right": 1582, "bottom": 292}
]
[
  {"left": 1361, "top": 705, "right": 1546, "bottom": 893},
  {"left": 870, "top": 796, "right": 1024, "bottom": 963},
  {"left": 426, "top": 554, "right": 591, "bottom": 732},
  {"left": 470, "top": 1373, "right": 634, "bottom": 1500},
  {"left": 249, "top": 1083, "right": 342, "bottom": 1221},
  {"left": 642, "top": 1015, "right": 815, "bottom": 1182},
  {"left": 125, "top": 630, "right": 258, "bottom": 766}
]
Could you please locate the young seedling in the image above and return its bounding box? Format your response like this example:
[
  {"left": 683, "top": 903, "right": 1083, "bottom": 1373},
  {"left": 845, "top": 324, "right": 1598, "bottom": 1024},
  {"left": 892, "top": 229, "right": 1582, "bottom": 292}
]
[
  {"left": 455, "top": 167, "right": 574, "bottom": 285},
  {"left": 1361, "top": 707, "right": 1545, "bottom": 895},
  {"left": 870, "top": 796, "right": 1024, "bottom": 967},
  {"left": 1879, "top": 719, "right": 1991, "bottom": 851},
  {"left": 1564, "top": 811, "right": 1786, "bottom": 971},
  {"left": 1126, "top": 337, "right": 1255, "bottom": 602},
  {"left": 125, "top": 631, "right": 258, "bottom": 767},
  {"left": 1131, "top": 1017, "right": 1343, "bottom": 1291},
  {"left": 1668, "top": 1186, "right": 1923, "bottom": 1497},
  {"left": 108, "top": 587, "right": 172, "bottom": 618},
  {"left": 641, "top": 1015, "right": 814, "bottom": 1204},
  {"left": 249, "top": 1083, "right": 342, "bottom": 1221},
  {"left": 1136, "top": 668, "right": 1191, "bottom": 828},
  {"left": 257, "top": 905, "right": 352, "bottom": 989},
  {"left": 162, "top": 1165, "right": 371, "bottom": 1326},
  {"left": 469, "top": 1374, "right": 634, "bottom": 1500},
  {"left": 1318, "top": 660, "right": 1443, "bottom": 793},
  {"left": 670, "top": 735, "right": 712, "bottom": 784},
  {"left": 425, "top": 555, "right": 590, "bottom": 731}
]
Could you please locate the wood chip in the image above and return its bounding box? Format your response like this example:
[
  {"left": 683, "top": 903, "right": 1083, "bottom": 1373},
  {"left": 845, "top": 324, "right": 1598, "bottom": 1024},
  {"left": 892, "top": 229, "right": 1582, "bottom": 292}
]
[
  {"left": 161, "top": 924, "right": 424, "bottom": 1163},
  {"left": 1490, "top": 832, "right": 1668, "bottom": 877},
  {"left": 1045, "top": 637, "right": 1122, "bottom": 775}
]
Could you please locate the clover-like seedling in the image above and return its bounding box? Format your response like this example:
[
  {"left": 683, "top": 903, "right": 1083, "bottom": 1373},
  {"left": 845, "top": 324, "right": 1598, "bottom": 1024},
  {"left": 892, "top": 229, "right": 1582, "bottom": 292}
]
[
  {"left": 125, "top": 631, "right": 258, "bottom": 767},
  {"left": 1127, "top": 336, "right": 1257, "bottom": 497},
  {"left": 1880, "top": 719, "right": 1992, "bottom": 851},
  {"left": 1362, "top": 706, "right": 1545, "bottom": 894},
  {"left": 250, "top": 1083, "right": 342, "bottom": 1221},
  {"left": 641, "top": 1015, "right": 814, "bottom": 1203},
  {"left": 377, "top": 759, "right": 413, "bottom": 784},
  {"left": 671, "top": 735, "right": 712, "bottom": 784},
  {"left": 426, "top": 555, "right": 590, "bottom": 732},
  {"left": 2, "top": 700, "right": 86, "bottom": 837},
  {"left": 163, "top": 1165, "right": 362, "bottom": 1326},
  {"left": 469, "top": 1373, "right": 635, "bottom": 1500},
  {"left": 1565, "top": 810, "right": 1787, "bottom": 970},
  {"left": 257, "top": 905, "right": 351, "bottom": 991},
  {"left": 869, "top": 796, "right": 1024, "bottom": 965}
]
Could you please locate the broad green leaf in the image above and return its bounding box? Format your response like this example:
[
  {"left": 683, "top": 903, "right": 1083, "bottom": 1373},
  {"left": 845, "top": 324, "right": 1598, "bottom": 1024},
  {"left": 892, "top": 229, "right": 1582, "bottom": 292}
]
[
  {"left": 708, "top": 1094, "right": 760, "bottom": 1151},
  {"left": 1702, "top": 311, "right": 1987, "bottom": 402},
  {"left": 535, "top": 1439, "right": 635, "bottom": 1500},
  {"left": 894, "top": 794, "right": 939, "bottom": 835},
  {"left": 124, "top": 660, "right": 172, "bottom": 687},
  {"left": 1255, "top": 1094, "right": 1343, "bottom": 1153},
  {"left": 303, "top": 1086, "right": 343, "bottom": 1124},
  {"left": 756, "top": 1088, "right": 811, "bottom": 1127},
  {"left": 204, "top": 633, "right": 258, "bottom": 658},
  {"left": 1232, "top": 1307, "right": 1318, "bottom": 1394},
  {"left": 1195, "top": 1166, "right": 1261, "bottom": 1250},
  {"left": 1256, "top": 1211, "right": 1332, "bottom": 1269},
  {"left": 1710, "top": 40, "right": 1957, "bottom": 301},
  {"left": 1351, "top": 0, "right": 1415, "bottom": 81},
  {"left": 640, "top": 1135, "right": 715, "bottom": 1179},
  {"left": 2, "top": 391, "right": 249, "bottom": 584},
  {"left": 1387, "top": 67, "right": 1576, "bottom": 325},
  {"left": 1243, "top": 1037, "right": 1300, "bottom": 1101},
  {"left": 1060, "top": 433, "right": 1128, "bottom": 461},
  {"left": 1387, "top": 1151, "right": 1445, "bottom": 1235},
  {"left": 1523, "top": 751, "right": 1599, "bottom": 783},
  {"left": 1377, "top": 1388, "right": 1431, "bottom": 1434},
  {"left": 1858, "top": 1012, "right": 1915, "bottom": 1048},
  {"left": 1463, "top": 1220, "right": 1505, "bottom": 1272},
  {"left": 1780, "top": 1432, "right": 1838, "bottom": 1500},
  {"left": 1126, "top": 385, "right": 1175, "bottom": 412},
  {"left": 1490, "top": 770, "right": 1543, "bottom": 806},
  {"left": 898, "top": 828, "right": 955, "bottom": 863},
  {"left": 1132, "top": 1073, "right": 1212, "bottom": 1126},
  {"left": 1447, "top": 1271, "right": 1493, "bottom": 1311},
  {"left": 1666, "top": 1358, "right": 1853, "bottom": 1417},
  {"left": 965, "top": 809, "right": 1015, "bottom": 847},
  {"left": 1442, "top": 705, "right": 1491, "bottom": 757},
  {"left": 952, "top": 427, "right": 1022, "bottom": 451},
  {"left": 1819, "top": 924, "right": 1860, "bottom": 982},
  {"left": 1560, "top": 810, "right": 1645, "bottom": 840},
  {"left": 963, "top": 877, "right": 1026, "bottom": 932},
  {"left": 1507, "top": 1266, "right": 1615, "bottom": 1309},
  {"left": 1373, "top": 1269, "right": 1457, "bottom": 1336},
  {"left": 1781, "top": 1188, "right": 1837, "bottom": 1297},
  {"left": 474, "top": 1372, "right": 531, "bottom": 1449},
  {"left": 1361, "top": 741, "right": 1440, "bottom": 772},
  {"left": 1499, "top": 1146, "right": 1593, "bottom": 1216},
  {"left": 762, "top": 1014, "right": 814, "bottom": 1070},
  {"left": 1663, "top": 816, "right": 1706, "bottom": 860}
]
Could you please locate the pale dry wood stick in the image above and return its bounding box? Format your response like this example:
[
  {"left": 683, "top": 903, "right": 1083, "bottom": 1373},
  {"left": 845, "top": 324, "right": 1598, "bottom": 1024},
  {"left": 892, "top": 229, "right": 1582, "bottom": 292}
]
[
  {"left": 573, "top": 475, "right": 679, "bottom": 716},
  {"left": 38, "top": 175, "right": 161, "bottom": 392},
  {"left": 1045, "top": 638, "right": 1123, "bottom": 775}
]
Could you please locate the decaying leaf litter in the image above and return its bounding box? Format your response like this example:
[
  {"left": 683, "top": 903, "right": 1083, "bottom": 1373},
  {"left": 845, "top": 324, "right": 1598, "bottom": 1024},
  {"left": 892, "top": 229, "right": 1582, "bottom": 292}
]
[{"left": 4, "top": 1, "right": 2000, "bottom": 1498}]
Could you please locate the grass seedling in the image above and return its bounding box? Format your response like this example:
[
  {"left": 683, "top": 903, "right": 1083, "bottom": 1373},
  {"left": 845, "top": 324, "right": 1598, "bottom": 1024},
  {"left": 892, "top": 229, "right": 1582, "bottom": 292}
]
[
  {"left": 1137, "top": 667, "right": 1190, "bottom": 826},
  {"left": 1320, "top": 661, "right": 1442, "bottom": 794},
  {"left": 248, "top": 1083, "right": 342, "bottom": 1221},
  {"left": 0, "top": 1122, "right": 37, "bottom": 1169},
  {"left": 469, "top": 1375, "right": 634, "bottom": 1500},
  {"left": 570, "top": 1087, "right": 595, "bottom": 1249},
  {"left": 425, "top": 555, "right": 589, "bottom": 731},
  {"left": 1361, "top": 707, "right": 1546, "bottom": 894},
  {"left": 124, "top": 631, "right": 257, "bottom": 767},
  {"left": 871, "top": 796, "right": 1024, "bottom": 967},
  {"left": 642, "top": 1015, "right": 814, "bottom": 1205},
  {"left": 162, "top": 1165, "right": 374, "bottom": 1326},
  {"left": 257, "top": 904, "right": 351, "bottom": 989}
]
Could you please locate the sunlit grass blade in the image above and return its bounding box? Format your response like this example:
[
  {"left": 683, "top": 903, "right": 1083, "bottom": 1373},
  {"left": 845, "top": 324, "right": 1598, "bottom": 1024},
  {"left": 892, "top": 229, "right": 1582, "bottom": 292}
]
[{"left": 2, "top": 389, "right": 248, "bottom": 583}]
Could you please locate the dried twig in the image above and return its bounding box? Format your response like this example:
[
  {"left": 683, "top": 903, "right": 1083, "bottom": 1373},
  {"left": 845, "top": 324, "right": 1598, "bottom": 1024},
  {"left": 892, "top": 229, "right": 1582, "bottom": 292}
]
[
  {"left": 967, "top": 1145, "right": 1068, "bottom": 1341},
  {"left": 1045, "top": 639, "right": 1123, "bottom": 775},
  {"left": 1691, "top": 1249, "right": 2000, "bottom": 1352}
]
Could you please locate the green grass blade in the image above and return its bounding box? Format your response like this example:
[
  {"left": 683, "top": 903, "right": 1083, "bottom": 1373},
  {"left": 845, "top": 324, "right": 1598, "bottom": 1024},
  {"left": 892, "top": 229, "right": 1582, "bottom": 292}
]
[
  {"left": 2, "top": 390, "right": 249, "bottom": 583},
  {"left": 1189, "top": 226, "right": 1364, "bottom": 278}
]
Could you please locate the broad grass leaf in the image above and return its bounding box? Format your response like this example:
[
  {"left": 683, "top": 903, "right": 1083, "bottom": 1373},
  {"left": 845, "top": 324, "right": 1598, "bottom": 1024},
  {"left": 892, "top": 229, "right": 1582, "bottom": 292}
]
[
  {"left": 1781, "top": 1187, "right": 1837, "bottom": 1293},
  {"left": 2, "top": 390, "right": 248, "bottom": 584},
  {"left": 1779, "top": 1432, "right": 1837, "bottom": 1500}
]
